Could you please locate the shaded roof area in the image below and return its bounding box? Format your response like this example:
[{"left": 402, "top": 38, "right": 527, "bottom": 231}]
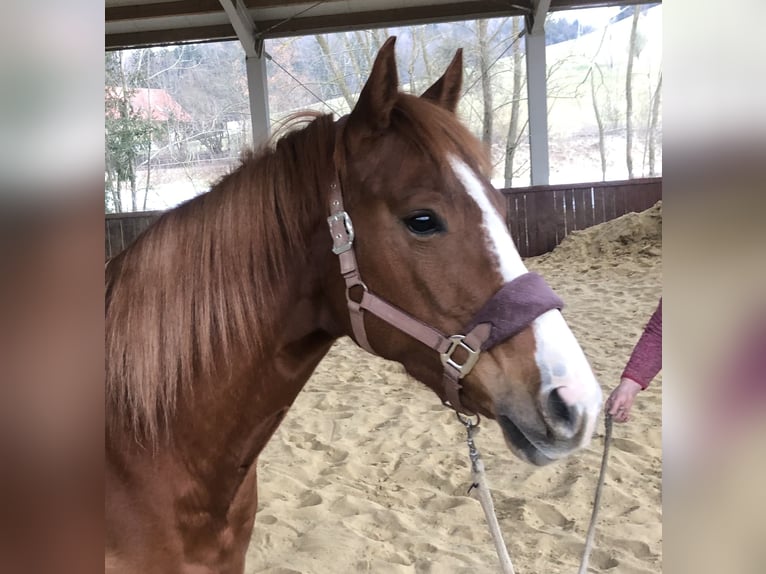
[{"left": 106, "top": 0, "right": 659, "bottom": 50}]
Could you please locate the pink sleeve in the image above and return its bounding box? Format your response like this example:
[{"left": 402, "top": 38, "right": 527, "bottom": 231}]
[{"left": 621, "top": 299, "right": 662, "bottom": 390}]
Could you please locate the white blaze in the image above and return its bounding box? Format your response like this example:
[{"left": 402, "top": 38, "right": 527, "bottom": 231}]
[
  {"left": 449, "top": 157, "right": 602, "bottom": 437},
  {"left": 449, "top": 158, "right": 526, "bottom": 282}
]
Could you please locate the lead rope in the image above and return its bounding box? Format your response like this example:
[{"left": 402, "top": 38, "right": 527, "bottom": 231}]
[
  {"left": 462, "top": 413, "right": 614, "bottom": 574},
  {"left": 460, "top": 414, "right": 516, "bottom": 574},
  {"left": 577, "top": 413, "right": 613, "bottom": 574}
]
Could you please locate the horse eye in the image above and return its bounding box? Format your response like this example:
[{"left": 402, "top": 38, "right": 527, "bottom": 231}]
[{"left": 403, "top": 211, "right": 445, "bottom": 236}]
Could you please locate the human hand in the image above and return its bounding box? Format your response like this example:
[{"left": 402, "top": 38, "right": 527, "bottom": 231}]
[{"left": 605, "top": 377, "right": 643, "bottom": 422}]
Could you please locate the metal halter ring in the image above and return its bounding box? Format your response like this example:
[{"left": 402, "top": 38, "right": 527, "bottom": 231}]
[
  {"left": 345, "top": 280, "right": 368, "bottom": 306},
  {"left": 456, "top": 410, "right": 481, "bottom": 429},
  {"left": 440, "top": 335, "right": 480, "bottom": 377}
]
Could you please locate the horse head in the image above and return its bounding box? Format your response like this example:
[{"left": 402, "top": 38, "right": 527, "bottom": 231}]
[{"left": 323, "top": 37, "right": 602, "bottom": 465}]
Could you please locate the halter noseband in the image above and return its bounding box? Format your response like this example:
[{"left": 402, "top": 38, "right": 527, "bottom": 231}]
[{"left": 327, "top": 179, "right": 563, "bottom": 416}]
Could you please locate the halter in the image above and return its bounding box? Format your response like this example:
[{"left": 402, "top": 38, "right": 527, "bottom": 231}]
[{"left": 326, "top": 156, "right": 563, "bottom": 416}]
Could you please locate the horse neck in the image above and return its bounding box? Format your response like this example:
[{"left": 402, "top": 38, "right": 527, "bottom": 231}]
[{"left": 159, "top": 162, "right": 342, "bottom": 459}]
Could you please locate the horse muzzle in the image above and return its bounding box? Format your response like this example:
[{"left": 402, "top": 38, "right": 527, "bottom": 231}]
[{"left": 497, "top": 384, "right": 601, "bottom": 466}]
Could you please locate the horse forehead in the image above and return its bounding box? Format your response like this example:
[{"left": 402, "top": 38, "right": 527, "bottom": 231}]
[
  {"left": 378, "top": 142, "right": 445, "bottom": 177},
  {"left": 448, "top": 156, "right": 526, "bottom": 282}
]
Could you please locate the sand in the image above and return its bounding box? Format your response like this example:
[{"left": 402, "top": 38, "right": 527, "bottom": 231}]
[{"left": 246, "top": 202, "right": 662, "bottom": 574}]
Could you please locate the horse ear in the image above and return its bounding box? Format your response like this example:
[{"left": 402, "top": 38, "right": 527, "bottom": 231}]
[
  {"left": 420, "top": 48, "right": 463, "bottom": 113},
  {"left": 347, "top": 36, "right": 399, "bottom": 134}
]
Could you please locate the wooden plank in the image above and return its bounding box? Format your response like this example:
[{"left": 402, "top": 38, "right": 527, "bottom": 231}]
[
  {"left": 629, "top": 184, "right": 644, "bottom": 213},
  {"left": 592, "top": 186, "right": 606, "bottom": 225},
  {"left": 585, "top": 187, "right": 596, "bottom": 227},
  {"left": 536, "top": 190, "right": 558, "bottom": 254},
  {"left": 648, "top": 180, "right": 663, "bottom": 205},
  {"left": 504, "top": 193, "right": 520, "bottom": 249},
  {"left": 615, "top": 185, "right": 629, "bottom": 216},
  {"left": 553, "top": 189, "right": 567, "bottom": 244},
  {"left": 105, "top": 220, "right": 112, "bottom": 259},
  {"left": 621, "top": 183, "right": 636, "bottom": 214},
  {"left": 574, "top": 187, "right": 588, "bottom": 231},
  {"left": 106, "top": 219, "right": 124, "bottom": 259},
  {"left": 105, "top": 210, "right": 162, "bottom": 220},
  {"left": 564, "top": 188, "right": 576, "bottom": 235},
  {"left": 125, "top": 216, "right": 151, "bottom": 249},
  {"left": 604, "top": 186, "right": 618, "bottom": 221},
  {"left": 625, "top": 183, "right": 645, "bottom": 213},
  {"left": 121, "top": 218, "right": 140, "bottom": 250},
  {"left": 524, "top": 191, "right": 540, "bottom": 256},
  {"left": 141, "top": 215, "right": 157, "bottom": 236},
  {"left": 582, "top": 186, "right": 595, "bottom": 228},
  {"left": 104, "top": 214, "right": 160, "bottom": 259},
  {"left": 106, "top": 0, "right": 221, "bottom": 22},
  {"left": 517, "top": 193, "right": 528, "bottom": 256}
]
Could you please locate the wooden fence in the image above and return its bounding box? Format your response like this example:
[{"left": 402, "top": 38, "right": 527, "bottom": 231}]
[
  {"left": 105, "top": 211, "right": 160, "bottom": 260},
  {"left": 502, "top": 177, "right": 662, "bottom": 257},
  {"left": 105, "top": 177, "right": 661, "bottom": 260}
]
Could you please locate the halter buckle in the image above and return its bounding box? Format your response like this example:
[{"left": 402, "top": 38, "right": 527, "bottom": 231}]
[
  {"left": 327, "top": 211, "right": 355, "bottom": 255},
  {"left": 440, "top": 335, "right": 480, "bottom": 377}
]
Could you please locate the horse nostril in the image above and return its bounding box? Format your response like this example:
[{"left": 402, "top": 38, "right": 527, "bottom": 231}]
[{"left": 547, "top": 387, "right": 575, "bottom": 428}]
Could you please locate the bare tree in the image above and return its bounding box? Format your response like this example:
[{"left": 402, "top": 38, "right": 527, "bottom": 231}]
[
  {"left": 648, "top": 71, "right": 662, "bottom": 176},
  {"left": 419, "top": 30, "right": 434, "bottom": 82},
  {"left": 405, "top": 28, "right": 420, "bottom": 92},
  {"left": 315, "top": 34, "right": 356, "bottom": 109},
  {"left": 372, "top": 28, "right": 391, "bottom": 50},
  {"left": 143, "top": 49, "right": 153, "bottom": 211},
  {"left": 504, "top": 17, "right": 524, "bottom": 187},
  {"left": 590, "top": 64, "right": 607, "bottom": 181},
  {"left": 105, "top": 50, "right": 154, "bottom": 212},
  {"left": 477, "top": 19, "right": 493, "bottom": 149},
  {"left": 625, "top": 7, "right": 640, "bottom": 178},
  {"left": 342, "top": 33, "right": 365, "bottom": 85},
  {"left": 352, "top": 30, "right": 371, "bottom": 68}
]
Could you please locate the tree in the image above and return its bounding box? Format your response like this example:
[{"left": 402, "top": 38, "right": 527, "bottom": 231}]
[
  {"left": 590, "top": 64, "right": 607, "bottom": 181},
  {"left": 504, "top": 17, "right": 525, "bottom": 187},
  {"left": 153, "top": 43, "right": 249, "bottom": 158},
  {"left": 647, "top": 71, "right": 662, "bottom": 176},
  {"left": 105, "top": 51, "right": 156, "bottom": 212},
  {"left": 315, "top": 34, "right": 356, "bottom": 110},
  {"left": 476, "top": 19, "right": 493, "bottom": 149},
  {"left": 625, "top": 7, "right": 641, "bottom": 178}
]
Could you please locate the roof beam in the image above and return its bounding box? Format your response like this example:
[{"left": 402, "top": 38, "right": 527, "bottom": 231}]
[
  {"left": 253, "top": 2, "right": 528, "bottom": 37},
  {"left": 106, "top": 25, "right": 236, "bottom": 51},
  {"left": 106, "top": 0, "right": 660, "bottom": 51},
  {"left": 106, "top": 0, "right": 221, "bottom": 22},
  {"left": 218, "top": 0, "right": 260, "bottom": 57},
  {"left": 106, "top": 1, "right": 534, "bottom": 50},
  {"left": 217, "top": 0, "right": 270, "bottom": 145},
  {"left": 527, "top": 0, "right": 551, "bottom": 34}
]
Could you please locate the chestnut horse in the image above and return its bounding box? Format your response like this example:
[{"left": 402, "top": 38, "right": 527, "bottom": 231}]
[{"left": 106, "top": 38, "right": 602, "bottom": 573}]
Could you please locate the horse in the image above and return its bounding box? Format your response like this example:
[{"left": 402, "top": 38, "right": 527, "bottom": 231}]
[{"left": 105, "top": 37, "right": 603, "bottom": 574}]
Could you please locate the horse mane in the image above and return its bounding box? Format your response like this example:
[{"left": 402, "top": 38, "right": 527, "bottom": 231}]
[
  {"left": 106, "top": 95, "right": 490, "bottom": 444},
  {"left": 106, "top": 111, "right": 337, "bottom": 443}
]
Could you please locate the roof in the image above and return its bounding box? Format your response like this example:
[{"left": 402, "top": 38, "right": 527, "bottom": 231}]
[
  {"left": 106, "top": 87, "right": 192, "bottom": 122},
  {"left": 106, "top": 0, "right": 660, "bottom": 51}
]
